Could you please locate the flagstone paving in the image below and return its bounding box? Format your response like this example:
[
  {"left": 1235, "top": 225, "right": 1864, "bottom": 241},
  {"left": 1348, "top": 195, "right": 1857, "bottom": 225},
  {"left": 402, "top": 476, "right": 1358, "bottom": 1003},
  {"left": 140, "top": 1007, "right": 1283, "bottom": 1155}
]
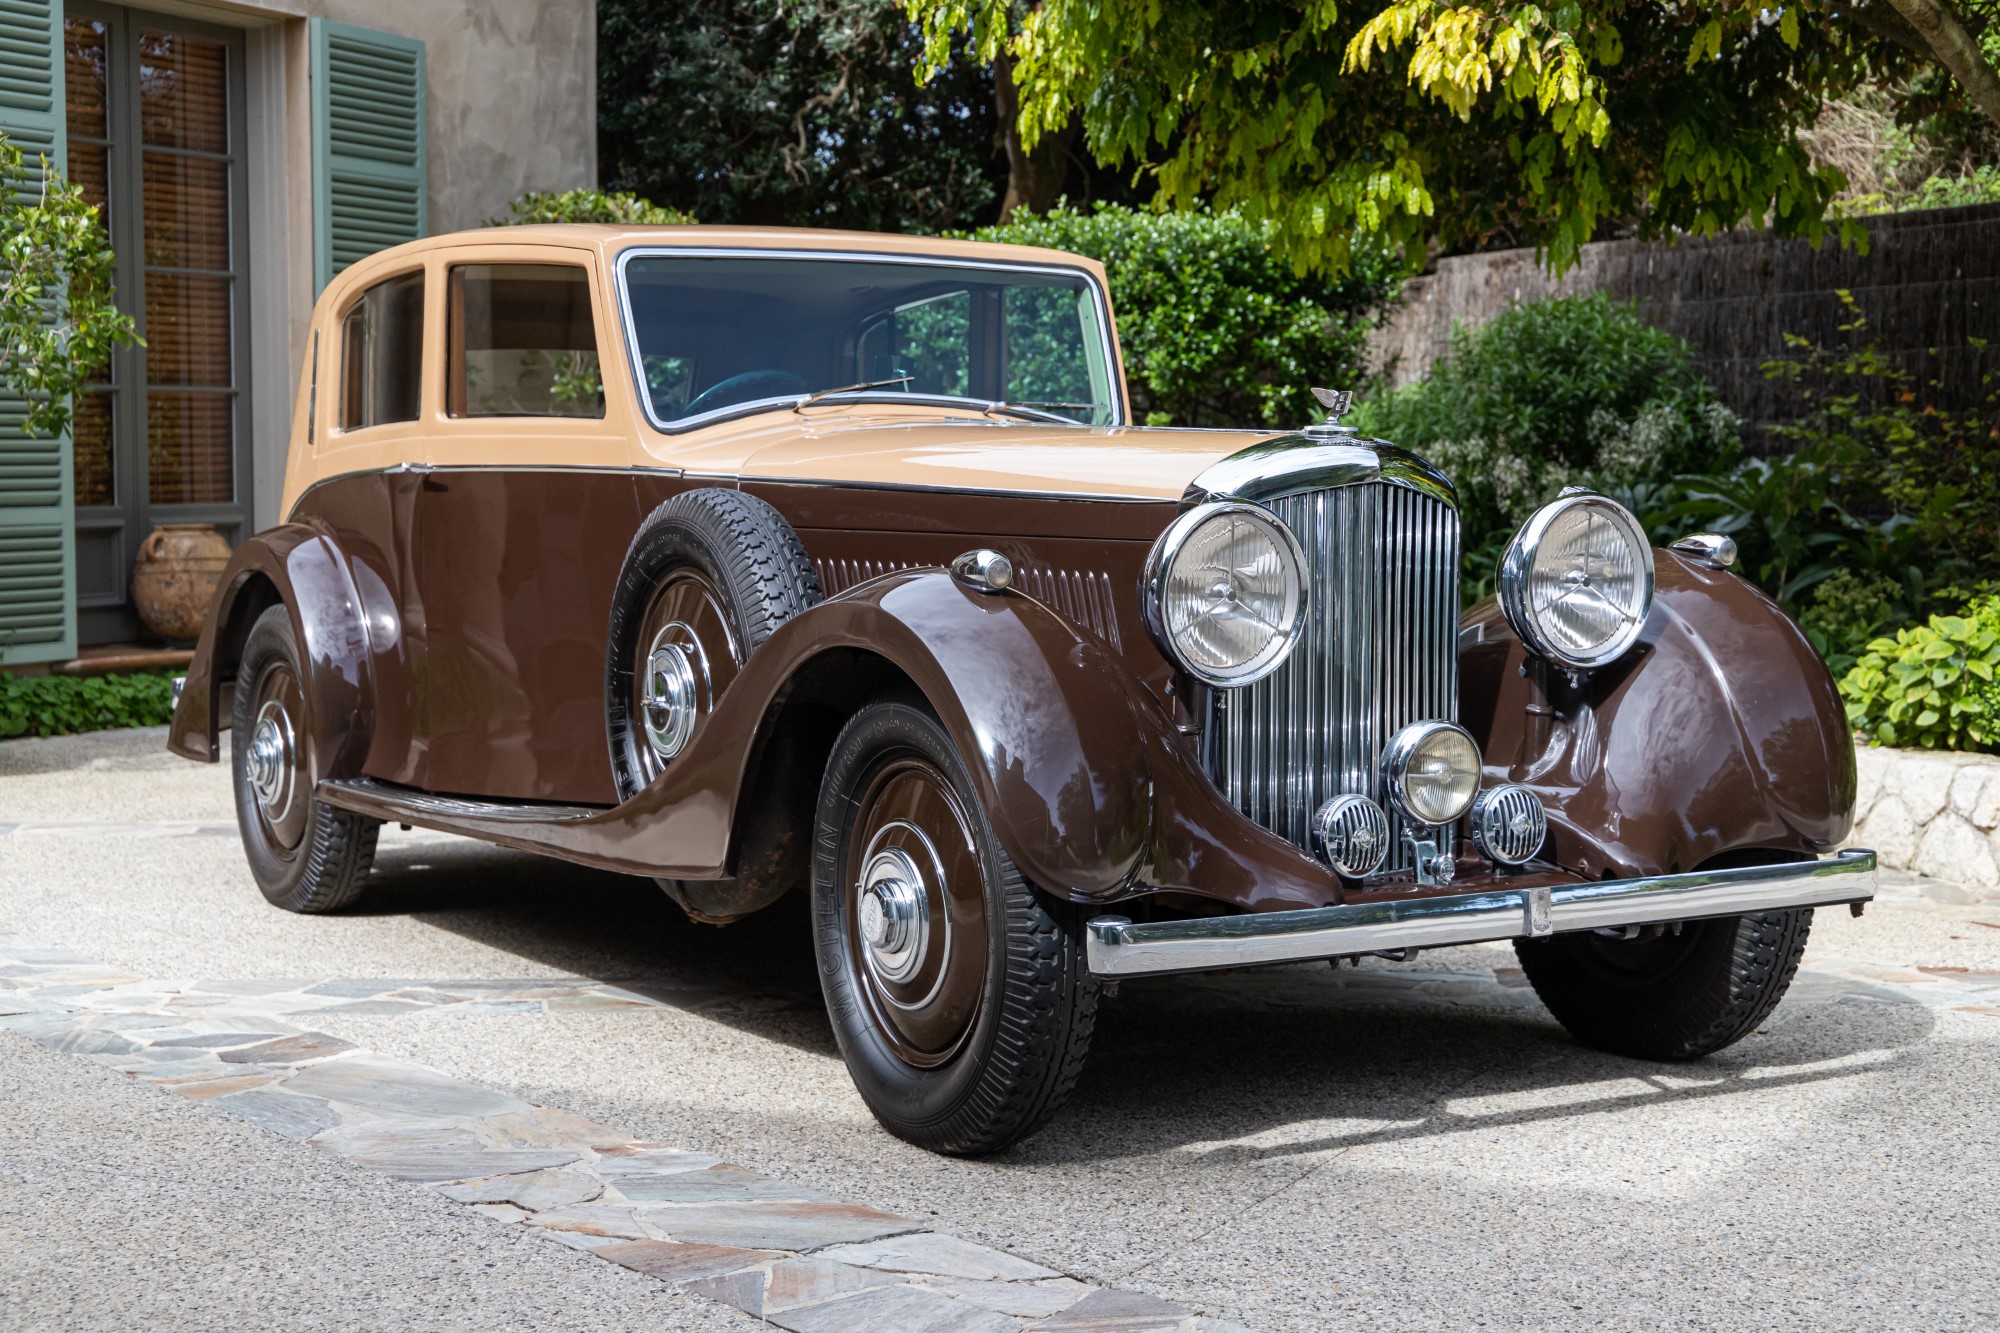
[{"left": 0, "top": 932, "right": 1249, "bottom": 1333}]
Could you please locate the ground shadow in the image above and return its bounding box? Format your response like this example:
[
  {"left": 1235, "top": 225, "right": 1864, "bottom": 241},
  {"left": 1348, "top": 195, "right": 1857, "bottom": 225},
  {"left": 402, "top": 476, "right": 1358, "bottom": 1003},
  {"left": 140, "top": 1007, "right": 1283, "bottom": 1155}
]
[{"left": 360, "top": 835, "right": 1940, "bottom": 1161}]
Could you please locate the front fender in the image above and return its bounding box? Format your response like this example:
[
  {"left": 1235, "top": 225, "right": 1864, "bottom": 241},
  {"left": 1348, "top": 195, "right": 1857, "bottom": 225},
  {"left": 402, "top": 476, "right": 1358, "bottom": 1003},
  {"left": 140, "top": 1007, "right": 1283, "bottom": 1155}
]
[
  {"left": 1460, "top": 548, "right": 1858, "bottom": 878},
  {"left": 589, "top": 570, "right": 1153, "bottom": 898},
  {"left": 167, "top": 523, "right": 378, "bottom": 783}
]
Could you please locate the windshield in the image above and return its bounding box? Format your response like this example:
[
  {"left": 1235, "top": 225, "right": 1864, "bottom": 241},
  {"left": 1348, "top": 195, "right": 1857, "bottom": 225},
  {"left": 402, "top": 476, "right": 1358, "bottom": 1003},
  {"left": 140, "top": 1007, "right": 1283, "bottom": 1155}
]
[{"left": 618, "top": 252, "right": 1119, "bottom": 429}]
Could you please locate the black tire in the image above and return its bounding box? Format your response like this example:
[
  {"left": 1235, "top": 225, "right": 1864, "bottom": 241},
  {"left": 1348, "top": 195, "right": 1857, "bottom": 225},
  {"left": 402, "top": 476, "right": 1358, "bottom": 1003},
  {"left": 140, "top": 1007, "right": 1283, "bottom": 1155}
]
[
  {"left": 1516, "top": 905, "right": 1813, "bottom": 1060},
  {"left": 231, "top": 606, "right": 380, "bottom": 913},
  {"left": 812, "top": 695, "right": 1097, "bottom": 1155},
  {"left": 605, "top": 487, "right": 821, "bottom": 801}
]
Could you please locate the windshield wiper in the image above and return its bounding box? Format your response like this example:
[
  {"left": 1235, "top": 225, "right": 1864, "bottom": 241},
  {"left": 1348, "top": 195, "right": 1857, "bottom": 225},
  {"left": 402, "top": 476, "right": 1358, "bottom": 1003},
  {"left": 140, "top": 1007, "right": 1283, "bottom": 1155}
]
[
  {"left": 983, "top": 399, "right": 1107, "bottom": 423},
  {"left": 793, "top": 375, "right": 914, "bottom": 410}
]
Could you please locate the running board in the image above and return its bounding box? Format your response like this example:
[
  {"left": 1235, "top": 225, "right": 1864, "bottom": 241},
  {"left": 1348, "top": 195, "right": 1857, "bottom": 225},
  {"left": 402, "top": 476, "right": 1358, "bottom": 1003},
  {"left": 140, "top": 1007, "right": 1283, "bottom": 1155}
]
[{"left": 316, "top": 777, "right": 612, "bottom": 863}]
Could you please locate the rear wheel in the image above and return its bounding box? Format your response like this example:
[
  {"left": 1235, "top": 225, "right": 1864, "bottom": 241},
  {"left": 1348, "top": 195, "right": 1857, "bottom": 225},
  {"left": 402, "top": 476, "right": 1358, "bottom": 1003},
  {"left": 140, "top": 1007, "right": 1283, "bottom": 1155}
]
[
  {"left": 812, "top": 696, "right": 1096, "bottom": 1155},
  {"left": 231, "top": 606, "right": 380, "bottom": 913},
  {"left": 1516, "top": 901, "right": 1813, "bottom": 1060}
]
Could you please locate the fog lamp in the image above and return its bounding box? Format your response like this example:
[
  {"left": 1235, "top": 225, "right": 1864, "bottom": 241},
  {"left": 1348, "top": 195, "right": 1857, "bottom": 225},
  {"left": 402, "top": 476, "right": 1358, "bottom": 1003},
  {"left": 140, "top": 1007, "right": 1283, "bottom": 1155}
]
[{"left": 1469, "top": 783, "right": 1548, "bottom": 865}]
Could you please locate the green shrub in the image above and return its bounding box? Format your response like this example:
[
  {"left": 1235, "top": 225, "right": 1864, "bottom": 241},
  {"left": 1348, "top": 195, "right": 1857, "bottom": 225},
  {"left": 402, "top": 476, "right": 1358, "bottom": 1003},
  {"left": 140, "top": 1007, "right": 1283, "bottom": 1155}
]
[
  {"left": 1761, "top": 293, "right": 2000, "bottom": 582},
  {"left": 969, "top": 204, "right": 1398, "bottom": 429},
  {"left": 1349, "top": 294, "right": 1740, "bottom": 563},
  {"left": 0, "top": 670, "right": 177, "bottom": 739},
  {"left": 491, "top": 189, "right": 695, "bottom": 226},
  {"left": 1799, "top": 569, "right": 1907, "bottom": 677},
  {"left": 1840, "top": 595, "right": 2000, "bottom": 753}
]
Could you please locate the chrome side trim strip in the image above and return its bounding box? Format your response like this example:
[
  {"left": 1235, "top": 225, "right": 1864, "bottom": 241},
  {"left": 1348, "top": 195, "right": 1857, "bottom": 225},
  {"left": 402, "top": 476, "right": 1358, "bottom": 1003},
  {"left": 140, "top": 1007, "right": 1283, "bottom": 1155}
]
[{"left": 1084, "top": 850, "right": 1878, "bottom": 977}]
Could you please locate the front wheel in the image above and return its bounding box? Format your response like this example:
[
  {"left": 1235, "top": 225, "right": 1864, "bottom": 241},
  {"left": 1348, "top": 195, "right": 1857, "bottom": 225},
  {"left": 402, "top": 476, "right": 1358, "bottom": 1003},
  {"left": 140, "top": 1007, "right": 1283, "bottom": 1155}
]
[
  {"left": 812, "top": 696, "right": 1097, "bottom": 1155},
  {"left": 1516, "top": 906, "right": 1813, "bottom": 1060}
]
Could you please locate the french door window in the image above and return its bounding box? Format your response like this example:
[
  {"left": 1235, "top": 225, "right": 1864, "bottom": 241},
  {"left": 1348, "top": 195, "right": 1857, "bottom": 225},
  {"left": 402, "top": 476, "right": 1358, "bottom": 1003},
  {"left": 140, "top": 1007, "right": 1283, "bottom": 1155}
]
[{"left": 64, "top": 3, "right": 248, "bottom": 642}]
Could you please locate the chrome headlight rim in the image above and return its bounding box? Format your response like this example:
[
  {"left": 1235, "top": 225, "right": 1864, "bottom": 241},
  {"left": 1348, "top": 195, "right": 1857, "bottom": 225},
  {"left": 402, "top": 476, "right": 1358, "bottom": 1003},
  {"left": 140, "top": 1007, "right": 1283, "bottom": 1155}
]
[
  {"left": 1380, "top": 720, "right": 1483, "bottom": 828},
  {"left": 1142, "top": 500, "right": 1310, "bottom": 689},
  {"left": 1498, "top": 491, "right": 1656, "bottom": 670}
]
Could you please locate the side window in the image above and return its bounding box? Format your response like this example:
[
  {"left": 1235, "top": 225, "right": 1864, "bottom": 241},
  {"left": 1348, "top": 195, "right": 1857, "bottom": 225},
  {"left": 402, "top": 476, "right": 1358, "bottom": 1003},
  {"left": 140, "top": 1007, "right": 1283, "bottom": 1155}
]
[
  {"left": 447, "top": 264, "right": 604, "bottom": 418},
  {"left": 339, "top": 271, "right": 425, "bottom": 430}
]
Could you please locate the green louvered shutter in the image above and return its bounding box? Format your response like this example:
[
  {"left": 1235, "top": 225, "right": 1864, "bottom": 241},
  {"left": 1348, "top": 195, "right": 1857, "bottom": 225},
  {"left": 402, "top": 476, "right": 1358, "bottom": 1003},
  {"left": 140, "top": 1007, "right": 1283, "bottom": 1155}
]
[
  {"left": 0, "top": 0, "right": 73, "bottom": 667},
  {"left": 311, "top": 20, "right": 426, "bottom": 294}
]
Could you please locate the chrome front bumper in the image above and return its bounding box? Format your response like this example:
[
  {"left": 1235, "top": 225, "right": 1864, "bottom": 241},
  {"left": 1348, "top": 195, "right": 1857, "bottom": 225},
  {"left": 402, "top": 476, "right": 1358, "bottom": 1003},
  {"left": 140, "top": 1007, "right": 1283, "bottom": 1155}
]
[{"left": 1086, "top": 849, "right": 1877, "bottom": 978}]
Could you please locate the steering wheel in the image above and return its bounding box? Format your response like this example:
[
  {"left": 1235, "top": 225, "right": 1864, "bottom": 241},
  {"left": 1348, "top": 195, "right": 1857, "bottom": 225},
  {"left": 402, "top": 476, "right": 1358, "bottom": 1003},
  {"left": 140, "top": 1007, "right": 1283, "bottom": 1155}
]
[{"left": 683, "top": 370, "right": 807, "bottom": 418}]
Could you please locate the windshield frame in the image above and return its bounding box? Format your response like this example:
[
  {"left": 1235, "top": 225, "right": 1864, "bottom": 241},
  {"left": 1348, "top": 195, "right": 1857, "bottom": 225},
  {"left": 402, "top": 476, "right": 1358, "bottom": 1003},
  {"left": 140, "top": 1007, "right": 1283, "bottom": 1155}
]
[{"left": 612, "top": 246, "right": 1127, "bottom": 435}]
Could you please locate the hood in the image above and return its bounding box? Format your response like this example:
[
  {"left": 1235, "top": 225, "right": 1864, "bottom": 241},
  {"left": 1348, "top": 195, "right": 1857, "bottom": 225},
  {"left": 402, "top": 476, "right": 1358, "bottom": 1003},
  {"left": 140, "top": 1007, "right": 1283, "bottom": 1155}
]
[{"left": 657, "top": 406, "right": 1278, "bottom": 503}]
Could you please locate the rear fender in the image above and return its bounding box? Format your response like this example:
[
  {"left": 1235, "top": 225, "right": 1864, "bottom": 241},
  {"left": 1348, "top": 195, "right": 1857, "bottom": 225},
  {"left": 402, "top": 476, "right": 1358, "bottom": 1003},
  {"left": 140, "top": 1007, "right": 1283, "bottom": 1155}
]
[
  {"left": 168, "top": 523, "right": 380, "bottom": 783},
  {"left": 1460, "top": 548, "right": 1858, "bottom": 878}
]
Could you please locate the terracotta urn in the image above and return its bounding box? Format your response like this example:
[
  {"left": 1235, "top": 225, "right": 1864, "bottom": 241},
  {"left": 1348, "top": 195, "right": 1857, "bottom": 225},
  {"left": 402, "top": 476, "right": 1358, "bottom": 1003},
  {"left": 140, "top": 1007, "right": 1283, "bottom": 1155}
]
[{"left": 131, "top": 523, "right": 230, "bottom": 642}]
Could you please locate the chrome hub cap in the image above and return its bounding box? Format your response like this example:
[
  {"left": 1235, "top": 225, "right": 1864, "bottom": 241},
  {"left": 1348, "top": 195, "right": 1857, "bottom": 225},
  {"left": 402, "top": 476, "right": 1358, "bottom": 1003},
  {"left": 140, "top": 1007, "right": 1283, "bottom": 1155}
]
[
  {"left": 640, "top": 623, "right": 705, "bottom": 763},
  {"left": 248, "top": 699, "right": 297, "bottom": 825},
  {"left": 857, "top": 828, "right": 942, "bottom": 996}
]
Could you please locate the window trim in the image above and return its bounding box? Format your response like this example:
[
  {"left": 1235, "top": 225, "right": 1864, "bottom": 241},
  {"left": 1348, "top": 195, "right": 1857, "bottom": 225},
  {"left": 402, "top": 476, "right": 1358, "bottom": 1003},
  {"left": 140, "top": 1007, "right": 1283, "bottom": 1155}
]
[
  {"left": 333, "top": 264, "right": 427, "bottom": 437},
  {"left": 612, "top": 247, "right": 1128, "bottom": 435},
  {"left": 443, "top": 259, "right": 606, "bottom": 421}
]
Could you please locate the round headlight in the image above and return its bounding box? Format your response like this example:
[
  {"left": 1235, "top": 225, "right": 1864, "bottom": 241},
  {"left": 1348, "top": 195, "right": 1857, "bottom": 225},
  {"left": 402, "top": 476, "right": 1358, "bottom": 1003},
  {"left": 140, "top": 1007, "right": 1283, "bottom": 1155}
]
[
  {"left": 1381, "top": 721, "right": 1482, "bottom": 827},
  {"left": 1143, "top": 502, "right": 1307, "bottom": 687},
  {"left": 1499, "top": 492, "right": 1655, "bottom": 669}
]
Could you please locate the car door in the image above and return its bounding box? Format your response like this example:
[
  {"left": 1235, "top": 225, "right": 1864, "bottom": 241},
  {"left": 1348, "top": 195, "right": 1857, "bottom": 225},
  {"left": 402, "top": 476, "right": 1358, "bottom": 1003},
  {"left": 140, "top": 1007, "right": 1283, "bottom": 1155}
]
[{"left": 414, "top": 244, "right": 646, "bottom": 805}]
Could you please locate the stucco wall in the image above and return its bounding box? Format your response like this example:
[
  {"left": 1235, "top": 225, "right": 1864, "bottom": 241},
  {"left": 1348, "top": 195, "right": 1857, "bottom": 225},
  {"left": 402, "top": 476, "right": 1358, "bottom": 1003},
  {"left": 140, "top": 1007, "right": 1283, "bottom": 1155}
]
[{"left": 269, "top": 0, "right": 597, "bottom": 232}]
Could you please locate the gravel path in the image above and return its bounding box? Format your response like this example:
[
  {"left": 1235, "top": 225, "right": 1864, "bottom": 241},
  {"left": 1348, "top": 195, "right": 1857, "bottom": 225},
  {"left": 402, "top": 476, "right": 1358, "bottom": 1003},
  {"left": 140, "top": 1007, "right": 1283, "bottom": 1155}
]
[{"left": 4, "top": 727, "right": 1998, "bottom": 1330}]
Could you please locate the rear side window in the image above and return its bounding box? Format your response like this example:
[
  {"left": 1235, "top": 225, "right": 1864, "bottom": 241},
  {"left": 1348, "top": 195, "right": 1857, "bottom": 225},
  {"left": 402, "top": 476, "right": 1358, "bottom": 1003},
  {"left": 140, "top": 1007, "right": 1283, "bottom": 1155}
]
[
  {"left": 447, "top": 264, "right": 604, "bottom": 418},
  {"left": 339, "top": 271, "right": 425, "bottom": 430}
]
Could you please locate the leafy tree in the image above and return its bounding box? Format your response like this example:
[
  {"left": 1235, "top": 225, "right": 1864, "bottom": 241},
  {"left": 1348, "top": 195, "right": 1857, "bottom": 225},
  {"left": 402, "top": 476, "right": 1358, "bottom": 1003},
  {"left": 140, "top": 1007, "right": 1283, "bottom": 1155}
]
[
  {"left": 973, "top": 204, "right": 1396, "bottom": 427},
  {"left": 0, "top": 133, "right": 138, "bottom": 438},
  {"left": 598, "top": 0, "right": 1152, "bottom": 231},
  {"left": 908, "top": 0, "right": 2000, "bottom": 276},
  {"left": 599, "top": 0, "right": 1004, "bottom": 232}
]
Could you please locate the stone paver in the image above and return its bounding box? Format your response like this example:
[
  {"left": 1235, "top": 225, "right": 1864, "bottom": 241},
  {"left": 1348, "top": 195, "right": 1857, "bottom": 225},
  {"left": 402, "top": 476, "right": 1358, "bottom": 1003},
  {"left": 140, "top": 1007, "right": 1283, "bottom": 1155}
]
[{"left": 0, "top": 931, "right": 1230, "bottom": 1331}]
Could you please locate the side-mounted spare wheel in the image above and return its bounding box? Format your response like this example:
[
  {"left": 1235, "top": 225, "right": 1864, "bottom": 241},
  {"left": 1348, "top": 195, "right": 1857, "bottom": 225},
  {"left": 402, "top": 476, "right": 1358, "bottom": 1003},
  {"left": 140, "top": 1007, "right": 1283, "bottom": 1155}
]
[
  {"left": 605, "top": 487, "right": 822, "bottom": 923},
  {"left": 812, "top": 694, "right": 1098, "bottom": 1155},
  {"left": 231, "top": 605, "right": 382, "bottom": 912}
]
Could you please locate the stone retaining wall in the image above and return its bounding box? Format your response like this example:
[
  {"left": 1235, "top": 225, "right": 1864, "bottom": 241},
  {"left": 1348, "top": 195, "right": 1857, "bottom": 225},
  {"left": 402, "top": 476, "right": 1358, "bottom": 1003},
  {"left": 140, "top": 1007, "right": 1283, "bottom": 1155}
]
[{"left": 1852, "top": 744, "right": 2000, "bottom": 897}]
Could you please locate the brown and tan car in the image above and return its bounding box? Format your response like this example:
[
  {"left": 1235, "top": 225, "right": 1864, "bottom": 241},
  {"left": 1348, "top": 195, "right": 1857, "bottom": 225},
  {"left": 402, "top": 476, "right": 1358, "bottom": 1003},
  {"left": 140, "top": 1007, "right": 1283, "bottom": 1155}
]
[{"left": 169, "top": 225, "right": 1875, "bottom": 1154}]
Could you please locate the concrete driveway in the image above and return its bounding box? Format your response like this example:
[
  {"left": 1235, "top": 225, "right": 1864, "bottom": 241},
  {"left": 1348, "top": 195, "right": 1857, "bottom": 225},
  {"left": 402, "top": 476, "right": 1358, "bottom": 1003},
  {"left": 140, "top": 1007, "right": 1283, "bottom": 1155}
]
[{"left": 3, "top": 727, "right": 1997, "bottom": 1331}]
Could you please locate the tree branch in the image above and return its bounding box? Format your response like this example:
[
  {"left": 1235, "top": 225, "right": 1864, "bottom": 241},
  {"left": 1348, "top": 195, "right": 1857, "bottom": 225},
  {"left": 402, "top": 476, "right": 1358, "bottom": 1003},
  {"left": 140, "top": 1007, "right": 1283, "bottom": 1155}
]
[{"left": 1882, "top": 0, "right": 2000, "bottom": 126}]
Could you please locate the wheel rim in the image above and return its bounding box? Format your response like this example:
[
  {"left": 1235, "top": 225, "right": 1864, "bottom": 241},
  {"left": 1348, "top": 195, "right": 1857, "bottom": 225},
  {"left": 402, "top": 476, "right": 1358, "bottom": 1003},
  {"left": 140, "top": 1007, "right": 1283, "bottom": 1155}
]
[
  {"left": 628, "top": 569, "right": 740, "bottom": 789},
  {"left": 843, "top": 755, "right": 990, "bottom": 1067},
  {"left": 246, "top": 661, "right": 309, "bottom": 852}
]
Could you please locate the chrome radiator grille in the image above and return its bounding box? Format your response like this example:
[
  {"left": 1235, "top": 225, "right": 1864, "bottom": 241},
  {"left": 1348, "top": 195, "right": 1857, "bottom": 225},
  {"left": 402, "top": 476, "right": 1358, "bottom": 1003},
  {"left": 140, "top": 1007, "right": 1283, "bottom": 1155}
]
[{"left": 1204, "top": 482, "right": 1461, "bottom": 873}]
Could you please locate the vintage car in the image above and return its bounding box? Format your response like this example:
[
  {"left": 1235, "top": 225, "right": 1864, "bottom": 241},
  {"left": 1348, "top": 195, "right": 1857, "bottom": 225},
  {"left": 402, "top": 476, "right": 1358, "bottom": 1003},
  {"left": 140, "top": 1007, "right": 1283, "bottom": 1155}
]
[{"left": 168, "top": 225, "right": 1876, "bottom": 1155}]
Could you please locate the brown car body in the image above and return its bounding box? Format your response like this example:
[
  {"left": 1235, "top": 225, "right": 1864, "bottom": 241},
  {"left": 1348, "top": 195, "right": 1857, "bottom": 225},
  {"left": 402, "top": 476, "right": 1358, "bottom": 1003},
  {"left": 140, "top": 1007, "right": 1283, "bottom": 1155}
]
[{"left": 170, "top": 225, "right": 1858, "bottom": 925}]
